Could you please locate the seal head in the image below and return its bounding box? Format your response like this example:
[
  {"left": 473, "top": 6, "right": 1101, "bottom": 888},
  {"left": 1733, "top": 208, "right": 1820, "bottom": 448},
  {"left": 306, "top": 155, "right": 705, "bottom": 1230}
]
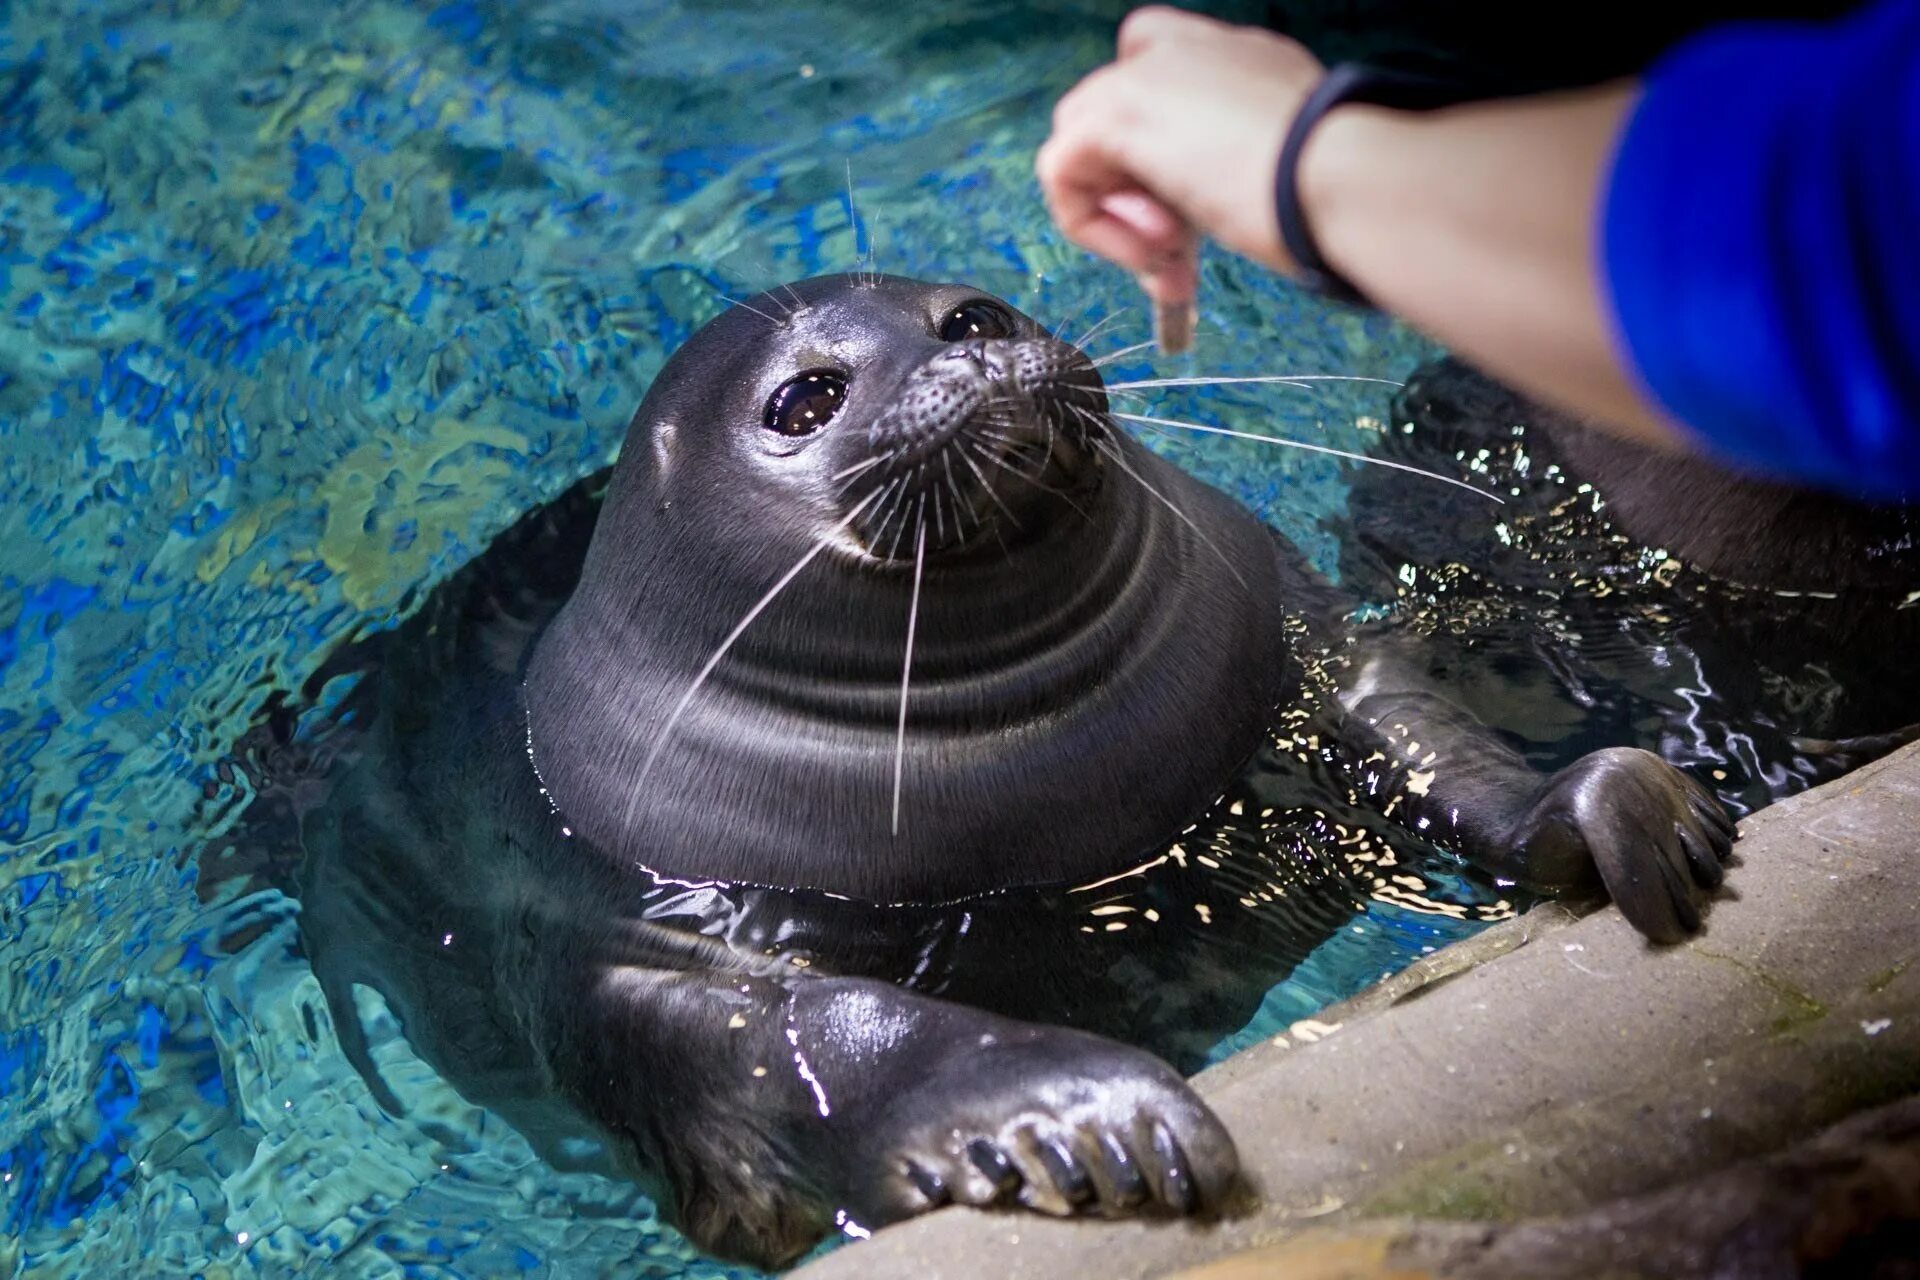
[{"left": 525, "top": 273, "right": 1290, "bottom": 901}]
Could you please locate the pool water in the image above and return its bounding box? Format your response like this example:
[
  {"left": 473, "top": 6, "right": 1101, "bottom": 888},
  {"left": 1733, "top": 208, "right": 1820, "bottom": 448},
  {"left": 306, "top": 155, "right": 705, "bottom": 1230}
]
[{"left": 0, "top": 0, "right": 1775, "bottom": 1276}]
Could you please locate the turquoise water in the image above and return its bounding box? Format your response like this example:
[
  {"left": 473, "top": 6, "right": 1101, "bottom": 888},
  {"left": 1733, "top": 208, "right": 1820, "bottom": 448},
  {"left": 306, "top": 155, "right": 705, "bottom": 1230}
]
[{"left": 0, "top": 1, "right": 1463, "bottom": 1275}]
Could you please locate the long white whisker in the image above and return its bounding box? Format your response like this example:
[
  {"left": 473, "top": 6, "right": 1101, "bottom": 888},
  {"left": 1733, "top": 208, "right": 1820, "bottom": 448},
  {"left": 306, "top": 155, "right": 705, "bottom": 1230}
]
[
  {"left": 1073, "top": 410, "right": 1249, "bottom": 589},
  {"left": 969, "top": 428, "right": 1051, "bottom": 481},
  {"left": 835, "top": 461, "right": 896, "bottom": 502},
  {"left": 891, "top": 516, "right": 927, "bottom": 836},
  {"left": 1113, "top": 411, "right": 1503, "bottom": 504},
  {"left": 953, "top": 436, "right": 1021, "bottom": 527},
  {"left": 868, "top": 475, "right": 912, "bottom": 553},
  {"left": 1091, "top": 340, "right": 1154, "bottom": 368},
  {"left": 634, "top": 488, "right": 885, "bottom": 793},
  {"left": 829, "top": 455, "right": 886, "bottom": 482},
  {"left": 1104, "top": 375, "right": 1404, "bottom": 391},
  {"left": 1072, "top": 307, "right": 1131, "bottom": 351},
  {"left": 843, "top": 160, "right": 866, "bottom": 284},
  {"left": 939, "top": 449, "right": 977, "bottom": 533},
  {"left": 720, "top": 294, "right": 786, "bottom": 327},
  {"left": 967, "top": 440, "right": 1095, "bottom": 521},
  {"left": 885, "top": 487, "right": 923, "bottom": 561}
]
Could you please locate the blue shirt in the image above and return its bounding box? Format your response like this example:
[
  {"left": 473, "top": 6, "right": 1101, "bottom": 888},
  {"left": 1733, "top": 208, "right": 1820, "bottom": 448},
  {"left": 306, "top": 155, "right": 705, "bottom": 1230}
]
[{"left": 1602, "top": 0, "right": 1920, "bottom": 498}]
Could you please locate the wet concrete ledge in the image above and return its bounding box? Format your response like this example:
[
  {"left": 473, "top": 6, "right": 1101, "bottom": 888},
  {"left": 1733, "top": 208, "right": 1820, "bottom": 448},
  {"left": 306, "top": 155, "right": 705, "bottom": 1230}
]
[{"left": 796, "top": 742, "right": 1920, "bottom": 1279}]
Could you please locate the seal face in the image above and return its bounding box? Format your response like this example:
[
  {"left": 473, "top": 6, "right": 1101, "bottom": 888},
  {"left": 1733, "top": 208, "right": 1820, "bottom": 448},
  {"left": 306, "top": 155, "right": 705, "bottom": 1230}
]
[{"left": 525, "top": 273, "right": 1292, "bottom": 902}]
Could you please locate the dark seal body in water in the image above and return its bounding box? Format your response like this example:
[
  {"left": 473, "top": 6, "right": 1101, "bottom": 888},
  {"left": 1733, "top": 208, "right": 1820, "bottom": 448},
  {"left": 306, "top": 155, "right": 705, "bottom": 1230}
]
[
  {"left": 1343, "top": 357, "right": 1920, "bottom": 815},
  {"left": 224, "top": 276, "right": 1734, "bottom": 1268}
]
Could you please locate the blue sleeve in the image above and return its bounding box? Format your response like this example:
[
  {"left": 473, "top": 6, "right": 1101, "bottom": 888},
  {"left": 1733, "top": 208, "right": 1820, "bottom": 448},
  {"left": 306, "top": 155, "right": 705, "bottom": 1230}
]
[{"left": 1600, "top": 0, "right": 1920, "bottom": 498}]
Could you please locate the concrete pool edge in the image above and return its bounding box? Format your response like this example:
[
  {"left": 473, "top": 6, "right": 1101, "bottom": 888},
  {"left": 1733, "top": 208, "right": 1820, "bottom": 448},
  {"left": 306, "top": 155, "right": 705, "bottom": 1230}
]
[{"left": 795, "top": 741, "right": 1920, "bottom": 1278}]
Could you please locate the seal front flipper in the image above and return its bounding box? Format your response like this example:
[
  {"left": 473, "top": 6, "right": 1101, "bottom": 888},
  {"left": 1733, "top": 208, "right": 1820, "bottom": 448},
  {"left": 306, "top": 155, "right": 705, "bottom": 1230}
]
[
  {"left": 1788, "top": 722, "right": 1920, "bottom": 780},
  {"left": 1337, "top": 654, "right": 1737, "bottom": 943},
  {"left": 538, "top": 960, "right": 1237, "bottom": 1268},
  {"left": 832, "top": 1000, "right": 1238, "bottom": 1227},
  {"left": 1503, "top": 746, "right": 1737, "bottom": 942}
]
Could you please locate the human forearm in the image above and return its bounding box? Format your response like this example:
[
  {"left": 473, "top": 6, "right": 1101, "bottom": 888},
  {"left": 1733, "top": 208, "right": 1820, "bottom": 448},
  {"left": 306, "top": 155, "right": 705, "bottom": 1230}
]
[{"left": 1301, "top": 86, "right": 1685, "bottom": 451}]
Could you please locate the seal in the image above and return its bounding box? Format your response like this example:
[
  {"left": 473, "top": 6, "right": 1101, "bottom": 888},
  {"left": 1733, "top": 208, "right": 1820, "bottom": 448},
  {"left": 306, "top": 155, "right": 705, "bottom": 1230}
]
[
  {"left": 233, "top": 275, "right": 1735, "bottom": 1268},
  {"left": 523, "top": 276, "right": 1294, "bottom": 901},
  {"left": 1346, "top": 356, "right": 1920, "bottom": 807}
]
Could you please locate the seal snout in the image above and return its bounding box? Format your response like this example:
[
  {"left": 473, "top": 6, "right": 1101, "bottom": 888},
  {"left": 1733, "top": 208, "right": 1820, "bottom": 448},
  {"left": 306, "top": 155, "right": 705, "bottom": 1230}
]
[{"left": 852, "top": 336, "right": 1111, "bottom": 560}]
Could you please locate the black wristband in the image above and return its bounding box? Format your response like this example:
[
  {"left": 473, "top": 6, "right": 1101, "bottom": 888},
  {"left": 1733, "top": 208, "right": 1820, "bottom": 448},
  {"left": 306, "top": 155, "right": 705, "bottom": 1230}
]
[{"left": 1274, "top": 64, "right": 1488, "bottom": 309}]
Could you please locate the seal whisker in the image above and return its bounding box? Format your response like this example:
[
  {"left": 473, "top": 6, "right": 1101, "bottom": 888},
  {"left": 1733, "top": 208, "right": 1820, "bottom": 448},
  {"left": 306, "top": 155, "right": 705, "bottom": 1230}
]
[
  {"left": 868, "top": 473, "right": 913, "bottom": 553},
  {"left": 892, "top": 515, "right": 927, "bottom": 837},
  {"left": 838, "top": 458, "right": 899, "bottom": 502},
  {"left": 885, "top": 489, "right": 924, "bottom": 561},
  {"left": 1111, "top": 411, "right": 1504, "bottom": 503},
  {"left": 1051, "top": 302, "right": 1092, "bottom": 344},
  {"left": 1061, "top": 399, "right": 1106, "bottom": 433},
  {"left": 857, "top": 474, "right": 907, "bottom": 545},
  {"left": 1091, "top": 340, "right": 1155, "bottom": 368},
  {"left": 1104, "top": 375, "right": 1406, "bottom": 391},
  {"left": 867, "top": 220, "right": 882, "bottom": 286},
  {"left": 953, "top": 434, "right": 1023, "bottom": 530},
  {"left": 974, "top": 412, "right": 1062, "bottom": 464},
  {"left": 1061, "top": 399, "right": 1112, "bottom": 450},
  {"left": 967, "top": 432, "right": 1040, "bottom": 476},
  {"left": 1072, "top": 307, "right": 1131, "bottom": 351},
  {"left": 843, "top": 160, "right": 866, "bottom": 286},
  {"left": 969, "top": 427, "right": 1052, "bottom": 480},
  {"left": 1025, "top": 393, "right": 1060, "bottom": 464},
  {"left": 1105, "top": 383, "right": 1340, "bottom": 416},
  {"left": 938, "top": 449, "right": 978, "bottom": 534},
  {"left": 632, "top": 487, "right": 886, "bottom": 796},
  {"left": 990, "top": 390, "right": 1058, "bottom": 463},
  {"left": 1083, "top": 426, "right": 1250, "bottom": 590},
  {"left": 841, "top": 161, "right": 882, "bottom": 287},
  {"left": 830, "top": 455, "right": 887, "bottom": 484},
  {"left": 720, "top": 294, "right": 788, "bottom": 328},
  {"left": 969, "top": 440, "right": 1096, "bottom": 522},
  {"left": 950, "top": 471, "right": 977, "bottom": 536},
  {"left": 957, "top": 470, "right": 985, "bottom": 533}
]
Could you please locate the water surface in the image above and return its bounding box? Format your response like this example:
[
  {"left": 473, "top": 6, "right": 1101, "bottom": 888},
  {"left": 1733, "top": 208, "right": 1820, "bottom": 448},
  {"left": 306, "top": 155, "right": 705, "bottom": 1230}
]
[{"left": 0, "top": 1, "right": 1485, "bottom": 1275}]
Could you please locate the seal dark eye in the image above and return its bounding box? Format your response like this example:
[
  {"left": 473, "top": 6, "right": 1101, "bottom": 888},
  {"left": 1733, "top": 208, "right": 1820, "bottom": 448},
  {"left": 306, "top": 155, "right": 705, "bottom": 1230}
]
[
  {"left": 938, "top": 301, "right": 1015, "bottom": 342},
  {"left": 764, "top": 370, "right": 847, "bottom": 437}
]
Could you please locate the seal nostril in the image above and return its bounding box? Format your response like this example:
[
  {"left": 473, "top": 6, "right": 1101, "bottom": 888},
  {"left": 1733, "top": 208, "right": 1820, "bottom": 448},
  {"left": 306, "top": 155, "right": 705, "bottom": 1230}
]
[{"left": 940, "top": 339, "right": 1016, "bottom": 385}]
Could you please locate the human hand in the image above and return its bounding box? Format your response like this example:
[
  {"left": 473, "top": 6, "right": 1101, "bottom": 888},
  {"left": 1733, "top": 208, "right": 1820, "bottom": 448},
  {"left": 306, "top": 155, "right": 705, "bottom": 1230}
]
[{"left": 1036, "top": 7, "right": 1325, "bottom": 307}]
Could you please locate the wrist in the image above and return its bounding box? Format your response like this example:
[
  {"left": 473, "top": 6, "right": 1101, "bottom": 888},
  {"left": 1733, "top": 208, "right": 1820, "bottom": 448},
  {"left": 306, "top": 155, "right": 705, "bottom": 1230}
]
[
  {"left": 1272, "top": 65, "right": 1493, "bottom": 307},
  {"left": 1293, "top": 102, "right": 1410, "bottom": 302}
]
